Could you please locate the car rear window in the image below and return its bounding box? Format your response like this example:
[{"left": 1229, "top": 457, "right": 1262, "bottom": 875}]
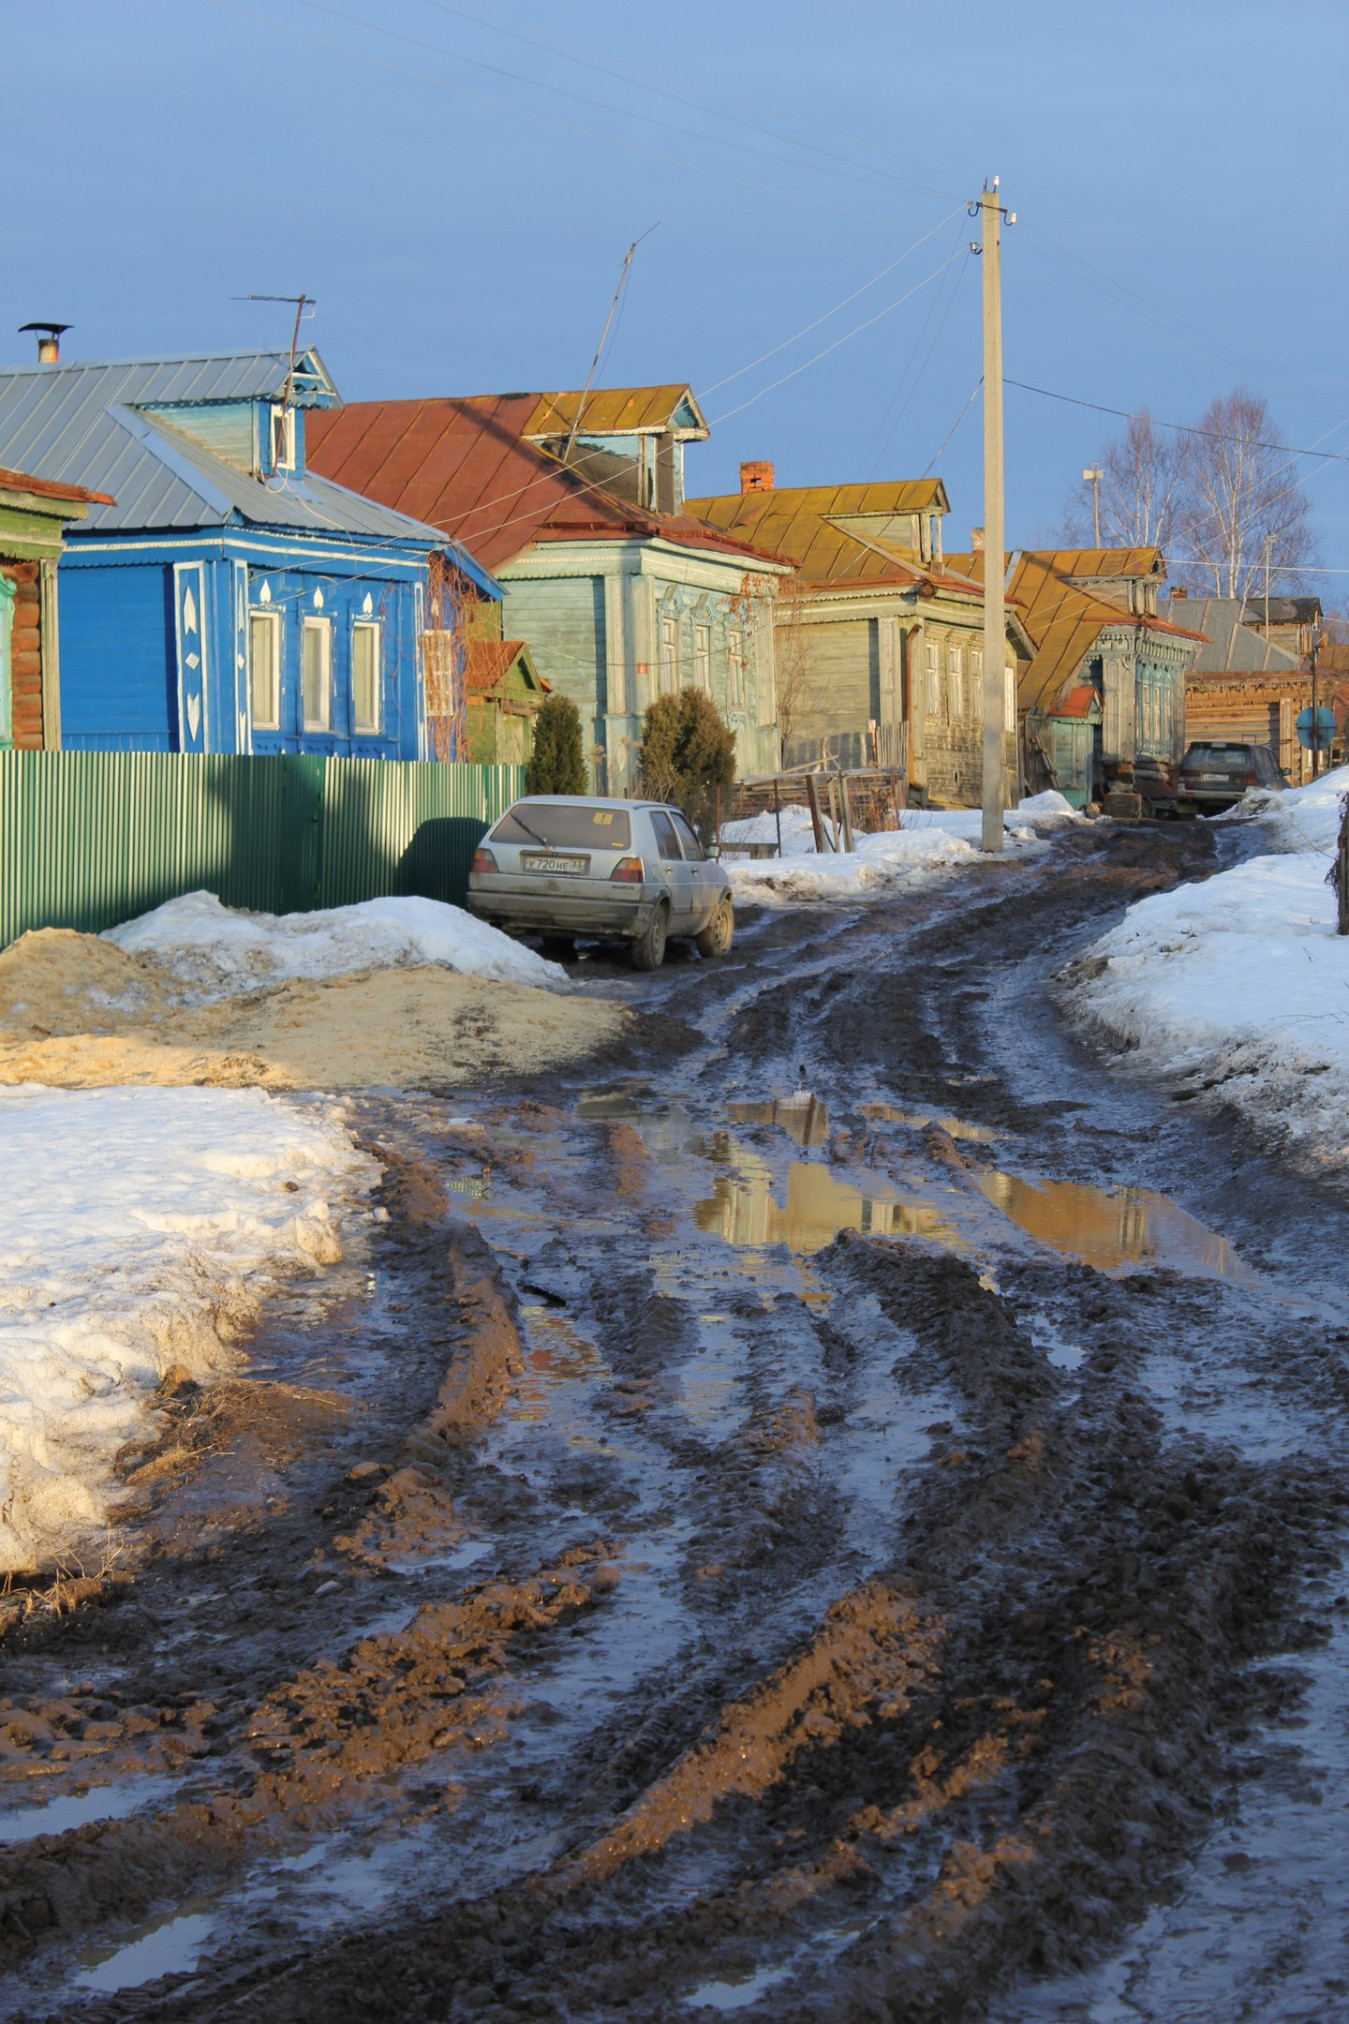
[
  {"left": 491, "top": 803, "right": 631, "bottom": 849},
  {"left": 1185, "top": 745, "right": 1252, "bottom": 765}
]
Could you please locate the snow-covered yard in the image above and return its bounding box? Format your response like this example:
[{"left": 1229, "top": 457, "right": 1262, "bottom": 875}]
[
  {"left": 105, "top": 890, "right": 566, "bottom": 994},
  {"left": 1068, "top": 768, "right": 1349, "bottom": 1175},
  {"left": 0, "top": 1085, "right": 378, "bottom": 1573},
  {"left": 721, "top": 792, "right": 1080, "bottom": 903}
]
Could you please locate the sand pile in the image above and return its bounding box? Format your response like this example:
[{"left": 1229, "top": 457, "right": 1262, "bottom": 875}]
[{"left": 0, "top": 928, "right": 632, "bottom": 1092}]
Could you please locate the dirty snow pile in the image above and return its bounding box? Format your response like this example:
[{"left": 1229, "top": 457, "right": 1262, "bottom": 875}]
[
  {"left": 721, "top": 792, "right": 1079, "bottom": 902},
  {"left": 1070, "top": 766, "right": 1349, "bottom": 1173},
  {"left": 0, "top": 1085, "right": 378, "bottom": 1573},
  {"left": 104, "top": 891, "right": 566, "bottom": 996}
]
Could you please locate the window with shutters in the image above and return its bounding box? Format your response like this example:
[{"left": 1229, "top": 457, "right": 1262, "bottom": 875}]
[
  {"left": 301, "top": 617, "right": 331, "bottom": 732},
  {"left": 727, "top": 629, "right": 744, "bottom": 708},
  {"left": 694, "top": 623, "right": 711, "bottom": 693},
  {"left": 351, "top": 621, "right": 381, "bottom": 734},
  {"left": 948, "top": 645, "right": 964, "bottom": 721},
  {"left": 924, "top": 639, "right": 941, "bottom": 716},
  {"left": 659, "top": 611, "right": 678, "bottom": 694},
  {"left": 248, "top": 610, "right": 280, "bottom": 730}
]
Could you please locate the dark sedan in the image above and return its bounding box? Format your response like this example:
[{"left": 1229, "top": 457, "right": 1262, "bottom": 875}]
[{"left": 1176, "top": 741, "right": 1286, "bottom": 815}]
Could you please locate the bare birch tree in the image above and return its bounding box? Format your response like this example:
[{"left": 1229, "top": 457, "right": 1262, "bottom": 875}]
[
  {"left": 1175, "top": 390, "right": 1316, "bottom": 600},
  {"left": 1060, "top": 410, "right": 1186, "bottom": 549}
]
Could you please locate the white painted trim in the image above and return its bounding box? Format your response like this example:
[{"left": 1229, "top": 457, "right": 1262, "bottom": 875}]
[
  {"left": 172, "top": 560, "right": 210, "bottom": 752},
  {"left": 232, "top": 560, "right": 251, "bottom": 753},
  {"left": 247, "top": 607, "right": 282, "bottom": 735},
  {"left": 300, "top": 615, "right": 332, "bottom": 733},
  {"left": 67, "top": 534, "right": 433, "bottom": 574},
  {"left": 351, "top": 618, "right": 382, "bottom": 734}
]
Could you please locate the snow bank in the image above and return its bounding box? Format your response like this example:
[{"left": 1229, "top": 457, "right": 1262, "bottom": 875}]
[
  {"left": 104, "top": 892, "right": 565, "bottom": 997},
  {"left": 0, "top": 1085, "right": 378, "bottom": 1572},
  {"left": 722, "top": 795, "right": 1079, "bottom": 904},
  {"left": 1070, "top": 766, "right": 1349, "bottom": 1174}
]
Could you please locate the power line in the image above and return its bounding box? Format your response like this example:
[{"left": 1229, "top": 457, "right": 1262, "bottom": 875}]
[
  {"left": 700, "top": 210, "right": 963, "bottom": 397},
  {"left": 862, "top": 245, "right": 972, "bottom": 479},
  {"left": 1006, "top": 378, "right": 1349, "bottom": 466},
  {"left": 708, "top": 251, "right": 964, "bottom": 425},
  {"left": 411, "top": 0, "right": 963, "bottom": 203},
  {"left": 923, "top": 379, "right": 982, "bottom": 478},
  {"left": 200, "top": 0, "right": 906, "bottom": 224}
]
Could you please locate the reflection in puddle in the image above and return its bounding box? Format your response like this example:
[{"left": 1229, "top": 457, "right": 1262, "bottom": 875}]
[
  {"left": 515, "top": 1307, "right": 609, "bottom": 1422},
  {"left": 695, "top": 1158, "right": 957, "bottom": 1257},
  {"left": 860, "top": 1102, "right": 998, "bottom": 1144},
  {"left": 980, "top": 1172, "right": 1254, "bottom": 1280},
  {"left": 0, "top": 1774, "right": 178, "bottom": 1847},
  {"left": 76, "top": 1909, "right": 215, "bottom": 1992},
  {"left": 727, "top": 1093, "right": 830, "bottom": 1148}
]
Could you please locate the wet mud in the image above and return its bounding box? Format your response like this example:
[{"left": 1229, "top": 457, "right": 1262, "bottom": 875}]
[{"left": 3, "top": 819, "right": 1349, "bottom": 2022}]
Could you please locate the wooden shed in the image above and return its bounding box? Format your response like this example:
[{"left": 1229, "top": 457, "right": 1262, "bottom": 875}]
[{"left": 465, "top": 639, "right": 548, "bottom": 765}]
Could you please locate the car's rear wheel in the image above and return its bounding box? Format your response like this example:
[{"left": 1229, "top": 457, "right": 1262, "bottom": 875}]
[
  {"left": 695, "top": 895, "right": 734, "bottom": 958},
  {"left": 540, "top": 935, "right": 575, "bottom": 963},
  {"left": 631, "top": 903, "right": 669, "bottom": 971}
]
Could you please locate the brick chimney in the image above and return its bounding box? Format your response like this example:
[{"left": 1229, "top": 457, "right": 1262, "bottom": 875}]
[
  {"left": 970, "top": 526, "right": 985, "bottom": 552},
  {"left": 740, "top": 460, "right": 774, "bottom": 494}
]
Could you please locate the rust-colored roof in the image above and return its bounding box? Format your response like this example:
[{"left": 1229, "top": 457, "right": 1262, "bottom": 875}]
[
  {"left": 0, "top": 464, "right": 112, "bottom": 508},
  {"left": 524, "top": 385, "right": 707, "bottom": 440},
  {"left": 1033, "top": 546, "right": 1167, "bottom": 579},
  {"left": 685, "top": 481, "right": 951, "bottom": 589},
  {"left": 465, "top": 639, "right": 544, "bottom": 696},
  {"left": 307, "top": 397, "right": 780, "bottom": 573},
  {"left": 1003, "top": 553, "right": 1206, "bottom": 713}
]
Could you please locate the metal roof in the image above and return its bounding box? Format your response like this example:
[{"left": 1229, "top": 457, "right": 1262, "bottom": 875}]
[
  {"left": 525, "top": 385, "right": 708, "bottom": 440},
  {"left": 0, "top": 351, "right": 495, "bottom": 576},
  {"left": 685, "top": 481, "right": 951, "bottom": 587},
  {"left": 306, "top": 396, "right": 783, "bottom": 572},
  {"left": 1160, "top": 598, "right": 1301, "bottom": 675},
  {"left": 1036, "top": 546, "right": 1167, "bottom": 579}
]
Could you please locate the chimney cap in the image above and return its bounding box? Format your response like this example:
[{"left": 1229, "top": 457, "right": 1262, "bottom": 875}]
[
  {"left": 19, "top": 321, "right": 70, "bottom": 364},
  {"left": 740, "top": 459, "right": 775, "bottom": 494}
]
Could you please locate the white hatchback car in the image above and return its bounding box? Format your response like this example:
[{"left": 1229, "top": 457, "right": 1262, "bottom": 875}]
[{"left": 467, "top": 796, "right": 734, "bottom": 970}]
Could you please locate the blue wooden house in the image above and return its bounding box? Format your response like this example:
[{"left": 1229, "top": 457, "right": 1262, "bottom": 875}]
[{"left": 0, "top": 339, "right": 497, "bottom": 757}]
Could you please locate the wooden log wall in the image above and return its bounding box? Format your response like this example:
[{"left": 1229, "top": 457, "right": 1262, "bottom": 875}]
[{"left": 3, "top": 563, "right": 44, "bottom": 749}]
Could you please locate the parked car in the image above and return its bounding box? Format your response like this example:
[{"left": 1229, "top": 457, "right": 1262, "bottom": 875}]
[
  {"left": 467, "top": 796, "right": 734, "bottom": 970},
  {"left": 1176, "top": 741, "right": 1286, "bottom": 815}
]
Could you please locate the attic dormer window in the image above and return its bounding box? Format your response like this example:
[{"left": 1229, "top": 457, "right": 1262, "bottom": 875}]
[{"left": 270, "top": 403, "right": 296, "bottom": 474}]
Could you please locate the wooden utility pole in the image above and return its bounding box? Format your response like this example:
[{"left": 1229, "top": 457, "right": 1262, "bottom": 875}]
[{"left": 980, "top": 181, "right": 1008, "bottom": 853}]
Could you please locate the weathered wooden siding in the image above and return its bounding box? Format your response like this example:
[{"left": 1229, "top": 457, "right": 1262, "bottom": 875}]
[
  {"left": 784, "top": 618, "right": 875, "bottom": 768},
  {"left": 500, "top": 576, "right": 605, "bottom": 748}
]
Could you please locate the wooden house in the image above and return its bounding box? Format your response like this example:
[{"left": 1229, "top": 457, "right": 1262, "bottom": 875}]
[
  {"left": 307, "top": 388, "right": 790, "bottom": 791},
  {"left": 465, "top": 638, "right": 548, "bottom": 766},
  {"left": 950, "top": 548, "right": 1206, "bottom": 808},
  {"left": 1164, "top": 594, "right": 1315, "bottom": 783},
  {"left": 685, "top": 467, "right": 1027, "bottom": 803},
  {"left": 0, "top": 338, "right": 497, "bottom": 758},
  {"left": 0, "top": 465, "right": 107, "bottom": 749}
]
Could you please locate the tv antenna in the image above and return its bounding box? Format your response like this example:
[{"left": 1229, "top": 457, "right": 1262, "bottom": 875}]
[{"left": 235, "top": 292, "right": 316, "bottom": 411}]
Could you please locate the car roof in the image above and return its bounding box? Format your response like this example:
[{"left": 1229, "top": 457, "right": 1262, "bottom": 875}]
[{"left": 508, "top": 795, "right": 673, "bottom": 810}]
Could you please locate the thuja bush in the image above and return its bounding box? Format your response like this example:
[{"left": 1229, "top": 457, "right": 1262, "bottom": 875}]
[
  {"left": 638, "top": 689, "right": 737, "bottom": 842},
  {"left": 524, "top": 692, "right": 588, "bottom": 796}
]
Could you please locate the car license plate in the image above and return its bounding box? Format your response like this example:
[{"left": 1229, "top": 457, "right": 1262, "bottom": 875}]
[
  {"left": 521, "top": 852, "right": 587, "bottom": 875},
  {"left": 1198, "top": 773, "right": 1230, "bottom": 783}
]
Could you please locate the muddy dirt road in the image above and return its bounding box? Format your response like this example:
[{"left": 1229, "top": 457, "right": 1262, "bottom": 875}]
[{"left": 3, "top": 819, "right": 1349, "bottom": 2023}]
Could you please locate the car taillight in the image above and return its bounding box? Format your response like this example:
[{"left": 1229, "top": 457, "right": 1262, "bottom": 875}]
[
  {"left": 610, "top": 856, "right": 645, "bottom": 884},
  {"left": 1245, "top": 772, "right": 1257, "bottom": 785},
  {"left": 471, "top": 848, "right": 498, "bottom": 875}
]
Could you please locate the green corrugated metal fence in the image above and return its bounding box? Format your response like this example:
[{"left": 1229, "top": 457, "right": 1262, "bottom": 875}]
[{"left": 0, "top": 752, "right": 525, "bottom": 949}]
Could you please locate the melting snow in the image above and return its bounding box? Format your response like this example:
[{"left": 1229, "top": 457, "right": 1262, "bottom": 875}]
[
  {"left": 1070, "top": 766, "right": 1349, "bottom": 1175},
  {"left": 104, "top": 890, "right": 566, "bottom": 995},
  {"left": 0, "top": 1085, "right": 377, "bottom": 1572}
]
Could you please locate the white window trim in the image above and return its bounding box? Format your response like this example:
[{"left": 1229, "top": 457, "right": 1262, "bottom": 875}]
[
  {"left": 248, "top": 608, "right": 281, "bottom": 731},
  {"left": 727, "top": 629, "right": 744, "bottom": 708},
  {"left": 270, "top": 404, "right": 297, "bottom": 473},
  {"left": 301, "top": 616, "right": 332, "bottom": 732},
  {"left": 351, "top": 618, "right": 382, "bottom": 735},
  {"left": 694, "top": 623, "right": 712, "bottom": 694}
]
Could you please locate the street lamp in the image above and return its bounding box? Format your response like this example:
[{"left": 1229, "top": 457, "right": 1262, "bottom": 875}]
[{"left": 1083, "top": 466, "right": 1103, "bottom": 547}]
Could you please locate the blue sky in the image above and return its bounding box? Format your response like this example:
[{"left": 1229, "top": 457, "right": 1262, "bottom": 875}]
[{"left": 11, "top": 0, "right": 1349, "bottom": 584}]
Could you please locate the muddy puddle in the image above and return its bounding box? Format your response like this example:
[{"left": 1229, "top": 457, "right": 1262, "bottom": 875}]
[
  {"left": 978, "top": 1169, "right": 1258, "bottom": 1281},
  {"left": 859, "top": 1100, "right": 1000, "bottom": 1143}
]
